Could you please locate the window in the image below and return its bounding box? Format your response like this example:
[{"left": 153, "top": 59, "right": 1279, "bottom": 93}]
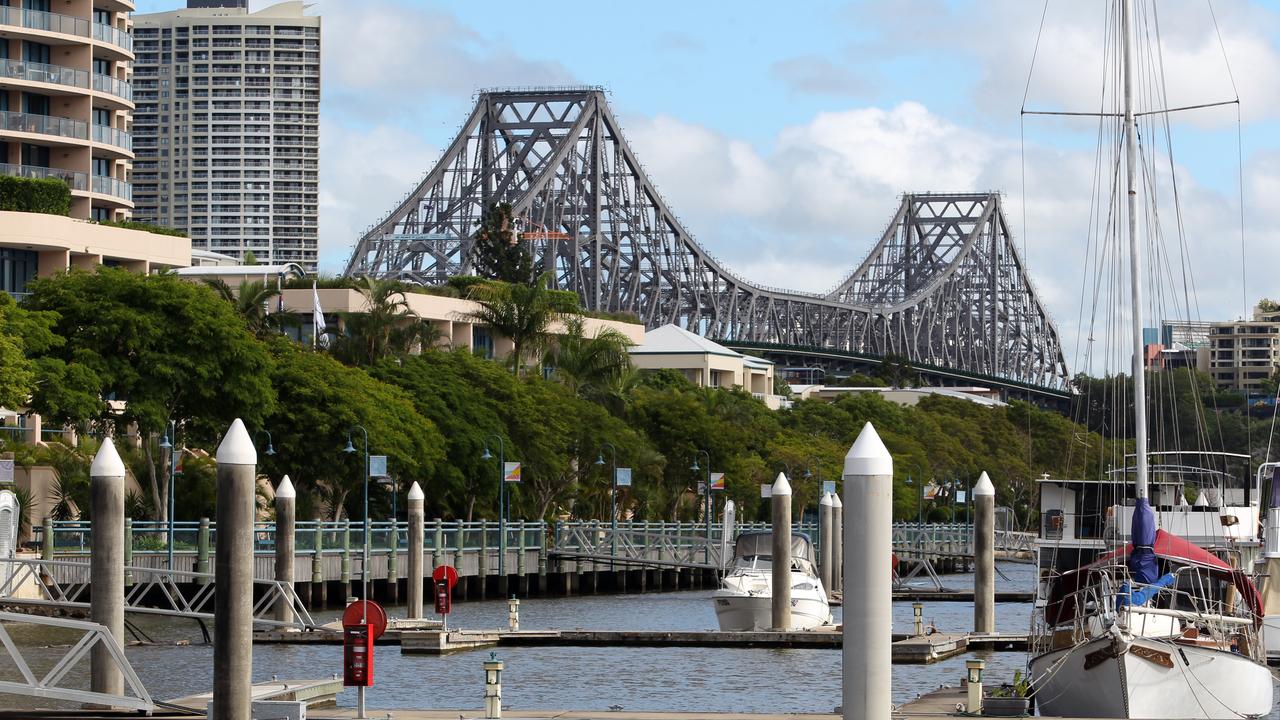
[
  {"left": 21, "top": 143, "right": 49, "bottom": 167},
  {"left": 22, "top": 93, "right": 49, "bottom": 115},
  {"left": 23, "top": 41, "right": 50, "bottom": 64},
  {"left": 93, "top": 158, "right": 111, "bottom": 177},
  {"left": 23, "top": 0, "right": 51, "bottom": 13},
  {"left": 0, "top": 248, "right": 38, "bottom": 298}
]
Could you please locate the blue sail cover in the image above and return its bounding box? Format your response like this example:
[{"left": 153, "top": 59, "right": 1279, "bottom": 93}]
[{"left": 1128, "top": 497, "right": 1159, "bottom": 584}]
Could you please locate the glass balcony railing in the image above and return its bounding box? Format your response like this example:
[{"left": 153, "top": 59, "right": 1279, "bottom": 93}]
[
  {"left": 92, "top": 124, "right": 132, "bottom": 151},
  {"left": 0, "top": 6, "right": 90, "bottom": 38},
  {"left": 0, "top": 109, "right": 87, "bottom": 140},
  {"left": 0, "top": 58, "right": 89, "bottom": 90},
  {"left": 0, "top": 162, "right": 88, "bottom": 191},
  {"left": 93, "top": 22, "right": 133, "bottom": 53},
  {"left": 91, "top": 174, "right": 132, "bottom": 201},
  {"left": 92, "top": 73, "right": 133, "bottom": 102}
]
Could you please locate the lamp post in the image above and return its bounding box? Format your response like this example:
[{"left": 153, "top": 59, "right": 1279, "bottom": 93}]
[
  {"left": 691, "top": 449, "right": 711, "bottom": 564},
  {"left": 481, "top": 435, "right": 508, "bottom": 583},
  {"left": 594, "top": 442, "right": 618, "bottom": 557},
  {"left": 342, "top": 425, "right": 370, "bottom": 622},
  {"left": 158, "top": 421, "right": 178, "bottom": 576}
]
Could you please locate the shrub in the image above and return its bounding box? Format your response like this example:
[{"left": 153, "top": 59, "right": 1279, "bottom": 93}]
[
  {"left": 94, "top": 219, "right": 187, "bottom": 237},
  {"left": 0, "top": 175, "right": 71, "bottom": 216}
]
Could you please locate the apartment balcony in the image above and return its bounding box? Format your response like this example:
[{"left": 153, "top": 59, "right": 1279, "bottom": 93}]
[
  {"left": 91, "top": 175, "right": 133, "bottom": 205},
  {"left": 0, "top": 58, "right": 89, "bottom": 94},
  {"left": 92, "top": 21, "right": 135, "bottom": 61},
  {"left": 92, "top": 73, "right": 133, "bottom": 108},
  {"left": 0, "top": 162, "right": 87, "bottom": 191},
  {"left": 92, "top": 124, "right": 133, "bottom": 155},
  {"left": 0, "top": 6, "right": 90, "bottom": 41},
  {"left": 0, "top": 109, "right": 87, "bottom": 143}
]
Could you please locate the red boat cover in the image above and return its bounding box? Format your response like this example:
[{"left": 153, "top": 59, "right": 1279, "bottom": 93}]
[{"left": 1043, "top": 529, "right": 1263, "bottom": 627}]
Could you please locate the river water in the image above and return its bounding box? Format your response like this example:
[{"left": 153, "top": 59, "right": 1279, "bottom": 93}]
[{"left": 1, "top": 562, "right": 1275, "bottom": 716}]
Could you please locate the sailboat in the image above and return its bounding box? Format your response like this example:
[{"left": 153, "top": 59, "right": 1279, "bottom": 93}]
[{"left": 1026, "top": 2, "right": 1274, "bottom": 717}]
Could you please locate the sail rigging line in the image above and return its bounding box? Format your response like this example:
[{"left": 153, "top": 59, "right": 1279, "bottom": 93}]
[{"left": 1021, "top": 100, "right": 1238, "bottom": 118}]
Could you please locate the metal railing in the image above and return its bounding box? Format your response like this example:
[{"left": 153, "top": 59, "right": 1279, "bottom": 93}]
[
  {"left": 91, "top": 174, "right": 132, "bottom": 201},
  {"left": 92, "top": 73, "right": 133, "bottom": 102},
  {"left": 0, "top": 58, "right": 89, "bottom": 89},
  {"left": 0, "top": 6, "right": 89, "bottom": 37},
  {"left": 92, "top": 123, "right": 133, "bottom": 151},
  {"left": 0, "top": 109, "right": 86, "bottom": 140},
  {"left": 93, "top": 21, "right": 133, "bottom": 53},
  {"left": 0, "top": 162, "right": 88, "bottom": 190}
]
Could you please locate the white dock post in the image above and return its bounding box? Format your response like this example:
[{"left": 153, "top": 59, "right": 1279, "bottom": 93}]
[
  {"left": 819, "top": 492, "right": 834, "bottom": 593},
  {"left": 213, "top": 419, "right": 256, "bottom": 720},
  {"left": 274, "top": 475, "right": 295, "bottom": 625},
  {"left": 407, "top": 482, "right": 425, "bottom": 618},
  {"left": 89, "top": 438, "right": 125, "bottom": 701},
  {"left": 844, "top": 422, "right": 892, "bottom": 720},
  {"left": 770, "top": 472, "right": 792, "bottom": 631},
  {"left": 974, "top": 471, "right": 995, "bottom": 634},
  {"left": 831, "top": 492, "right": 844, "bottom": 592}
]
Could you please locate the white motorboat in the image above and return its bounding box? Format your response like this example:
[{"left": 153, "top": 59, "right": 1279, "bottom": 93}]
[{"left": 712, "top": 531, "right": 832, "bottom": 631}]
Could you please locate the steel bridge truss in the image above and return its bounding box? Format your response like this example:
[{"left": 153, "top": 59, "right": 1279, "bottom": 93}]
[
  {"left": 0, "top": 557, "right": 315, "bottom": 631},
  {"left": 0, "top": 611, "right": 154, "bottom": 711},
  {"left": 345, "top": 87, "right": 1068, "bottom": 389}
]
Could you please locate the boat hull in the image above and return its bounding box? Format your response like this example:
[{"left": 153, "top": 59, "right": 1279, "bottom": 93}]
[
  {"left": 712, "top": 593, "right": 831, "bottom": 631},
  {"left": 1030, "top": 635, "right": 1274, "bottom": 719}
]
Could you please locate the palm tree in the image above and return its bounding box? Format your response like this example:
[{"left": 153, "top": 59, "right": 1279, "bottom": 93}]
[
  {"left": 332, "top": 278, "right": 439, "bottom": 365},
  {"left": 464, "top": 272, "right": 581, "bottom": 375},
  {"left": 547, "top": 317, "right": 635, "bottom": 398},
  {"left": 204, "top": 278, "right": 280, "bottom": 337}
]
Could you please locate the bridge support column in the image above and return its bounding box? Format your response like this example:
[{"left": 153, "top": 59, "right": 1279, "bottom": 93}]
[
  {"left": 274, "top": 476, "right": 295, "bottom": 626},
  {"left": 974, "top": 472, "right": 995, "bottom": 635},
  {"left": 771, "top": 473, "right": 792, "bottom": 631},
  {"left": 431, "top": 522, "right": 443, "bottom": 574},
  {"left": 478, "top": 526, "right": 489, "bottom": 600},
  {"left": 340, "top": 521, "right": 351, "bottom": 599},
  {"left": 196, "top": 517, "right": 211, "bottom": 583},
  {"left": 89, "top": 438, "right": 125, "bottom": 702},
  {"left": 213, "top": 419, "right": 256, "bottom": 720},
  {"left": 386, "top": 520, "right": 399, "bottom": 605},
  {"left": 819, "top": 493, "right": 834, "bottom": 594},
  {"left": 407, "top": 483, "right": 424, "bottom": 619},
  {"left": 832, "top": 493, "right": 844, "bottom": 593},
  {"left": 845, "top": 422, "right": 892, "bottom": 720},
  {"left": 515, "top": 521, "right": 527, "bottom": 595}
]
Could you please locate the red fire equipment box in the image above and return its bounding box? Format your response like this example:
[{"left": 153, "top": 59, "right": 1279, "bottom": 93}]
[
  {"left": 434, "top": 578, "right": 452, "bottom": 615},
  {"left": 343, "top": 623, "right": 373, "bottom": 687}
]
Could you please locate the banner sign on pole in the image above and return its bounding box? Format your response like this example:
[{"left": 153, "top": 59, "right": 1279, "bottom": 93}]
[
  {"left": 760, "top": 483, "right": 772, "bottom": 498},
  {"left": 956, "top": 490, "right": 967, "bottom": 504},
  {"left": 697, "top": 481, "right": 705, "bottom": 495},
  {"left": 822, "top": 480, "right": 836, "bottom": 495},
  {"left": 615, "top": 467, "right": 632, "bottom": 487},
  {"left": 710, "top": 472, "right": 725, "bottom": 491},
  {"left": 368, "top": 455, "right": 388, "bottom": 478},
  {"left": 503, "top": 462, "right": 522, "bottom": 483}
]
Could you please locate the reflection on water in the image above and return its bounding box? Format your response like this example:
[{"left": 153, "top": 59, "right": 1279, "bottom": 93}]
[{"left": 0, "top": 562, "right": 1271, "bottom": 715}]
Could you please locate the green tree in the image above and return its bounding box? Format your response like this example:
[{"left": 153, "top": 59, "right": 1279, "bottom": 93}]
[
  {"left": 23, "top": 269, "right": 277, "bottom": 520},
  {"left": 547, "top": 317, "right": 635, "bottom": 399},
  {"left": 332, "top": 278, "right": 438, "bottom": 366},
  {"left": 204, "top": 278, "right": 281, "bottom": 338},
  {"left": 0, "top": 293, "right": 60, "bottom": 409},
  {"left": 874, "top": 353, "right": 918, "bottom": 388},
  {"left": 471, "top": 202, "right": 533, "bottom": 284},
  {"left": 464, "top": 272, "right": 581, "bottom": 375}
]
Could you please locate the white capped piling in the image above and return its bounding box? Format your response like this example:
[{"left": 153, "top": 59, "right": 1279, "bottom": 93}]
[
  {"left": 407, "top": 482, "right": 425, "bottom": 618},
  {"left": 213, "top": 419, "right": 256, "bottom": 720},
  {"left": 770, "top": 472, "right": 792, "bottom": 631},
  {"left": 973, "top": 471, "right": 996, "bottom": 634},
  {"left": 844, "top": 422, "right": 892, "bottom": 720},
  {"left": 274, "top": 475, "right": 296, "bottom": 625},
  {"left": 831, "top": 492, "right": 844, "bottom": 592},
  {"left": 819, "top": 492, "right": 834, "bottom": 593},
  {"left": 89, "top": 438, "right": 125, "bottom": 700}
]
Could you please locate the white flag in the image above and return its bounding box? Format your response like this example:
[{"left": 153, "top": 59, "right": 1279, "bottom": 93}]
[{"left": 312, "top": 280, "right": 328, "bottom": 348}]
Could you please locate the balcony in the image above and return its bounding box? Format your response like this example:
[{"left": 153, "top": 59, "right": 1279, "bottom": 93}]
[
  {"left": 93, "top": 73, "right": 133, "bottom": 102},
  {"left": 91, "top": 175, "right": 132, "bottom": 201},
  {"left": 0, "top": 6, "right": 89, "bottom": 39},
  {"left": 0, "top": 162, "right": 88, "bottom": 191},
  {"left": 0, "top": 109, "right": 87, "bottom": 141},
  {"left": 92, "top": 124, "right": 133, "bottom": 152},
  {"left": 93, "top": 22, "right": 134, "bottom": 54},
  {"left": 0, "top": 59, "right": 89, "bottom": 91}
]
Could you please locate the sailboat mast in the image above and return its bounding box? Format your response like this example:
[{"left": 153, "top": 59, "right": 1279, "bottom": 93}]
[{"left": 1122, "top": 0, "right": 1149, "bottom": 501}]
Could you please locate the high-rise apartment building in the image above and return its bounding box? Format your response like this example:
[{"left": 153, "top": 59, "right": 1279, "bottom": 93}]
[
  {"left": 0, "top": 0, "right": 135, "bottom": 221},
  {"left": 1204, "top": 307, "right": 1280, "bottom": 392},
  {"left": 131, "top": 0, "right": 319, "bottom": 270}
]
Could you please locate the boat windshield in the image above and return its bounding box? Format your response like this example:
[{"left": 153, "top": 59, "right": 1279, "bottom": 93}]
[{"left": 732, "top": 532, "right": 815, "bottom": 563}]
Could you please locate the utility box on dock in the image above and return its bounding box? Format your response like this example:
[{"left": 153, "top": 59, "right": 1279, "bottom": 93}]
[{"left": 343, "top": 623, "right": 374, "bottom": 687}]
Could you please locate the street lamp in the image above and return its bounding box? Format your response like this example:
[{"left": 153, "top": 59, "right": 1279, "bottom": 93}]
[
  {"left": 481, "top": 435, "right": 510, "bottom": 583},
  {"left": 691, "top": 449, "right": 711, "bottom": 563},
  {"left": 594, "top": 442, "right": 618, "bottom": 557},
  {"left": 255, "top": 430, "right": 277, "bottom": 458},
  {"left": 342, "top": 424, "right": 370, "bottom": 624},
  {"left": 158, "top": 420, "right": 180, "bottom": 576}
]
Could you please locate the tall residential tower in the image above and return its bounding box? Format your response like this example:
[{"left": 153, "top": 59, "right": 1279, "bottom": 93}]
[
  {"left": 131, "top": 0, "right": 319, "bottom": 270},
  {"left": 0, "top": 0, "right": 136, "bottom": 221}
]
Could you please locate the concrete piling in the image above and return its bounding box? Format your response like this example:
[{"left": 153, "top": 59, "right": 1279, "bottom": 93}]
[
  {"left": 213, "top": 419, "right": 256, "bottom": 720},
  {"left": 310, "top": 521, "right": 325, "bottom": 609},
  {"left": 89, "top": 438, "right": 125, "bottom": 701},
  {"left": 973, "top": 471, "right": 995, "bottom": 635},
  {"left": 831, "top": 492, "right": 844, "bottom": 592},
  {"left": 123, "top": 518, "right": 133, "bottom": 587},
  {"left": 196, "top": 517, "right": 211, "bottom": 582},
  {"left": 844, "top": 422, "right": 892, "bottom": 720},
  {"left": 770, "top": 472, "right": 792, "bottom": 631},
  {"left": 819, "top": 492, "right": 834, "bottom": 593},
  {"left": 407, "top": 482, "right": 425, "bottom": 618},
  {"left": 274, "top": 475, "right": 296, "bottom": 626}
]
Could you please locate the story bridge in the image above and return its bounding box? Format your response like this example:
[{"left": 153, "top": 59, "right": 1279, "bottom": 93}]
[{"left": 343, "top": 87, "right": 1069, "bottom": 399}]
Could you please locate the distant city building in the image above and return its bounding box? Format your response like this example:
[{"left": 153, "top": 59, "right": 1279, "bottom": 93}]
[
  {"left": 1204, "top": 307, "right": 1280, "bottom": 392},
  {"left": 628, "top": 324, "right": 782, "bottom": 407},
  {"left": 131, "top": 1, "right": 320, "bottom": 271},
  {"left": 0, "top": 0, "right": 135, "bottom": 221},
  {"left": 1161, "top": 320, "right": 1214, "bottom": 349}
]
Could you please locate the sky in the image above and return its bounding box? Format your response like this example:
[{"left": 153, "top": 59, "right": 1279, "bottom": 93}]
[{"left": 133, "top": 0, "right": 1280, "bottom": 373}]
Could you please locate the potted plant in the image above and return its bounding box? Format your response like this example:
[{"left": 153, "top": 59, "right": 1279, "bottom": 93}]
[{"left": 984, "top": 670, "right": 1031, "bottom": 716}]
